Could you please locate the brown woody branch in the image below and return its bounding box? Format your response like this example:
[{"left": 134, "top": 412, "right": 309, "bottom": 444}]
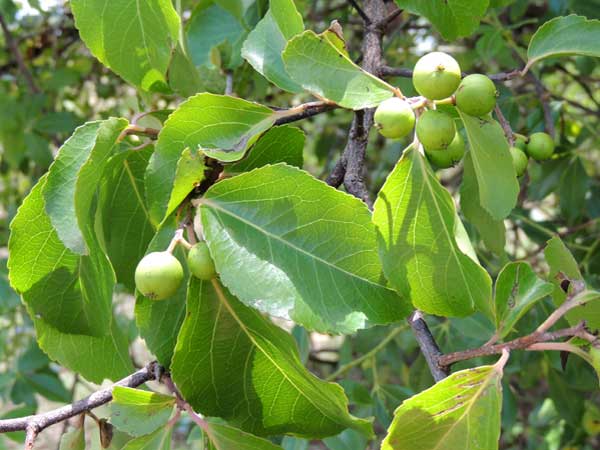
[
  {"left": 438, "top": 321, "right": 596, "bottom": 369},
  {"left": 0, "top": 362, "right": 159, "bottom": 439},
  {"left": 408, "top": 311, "right": 449, "bottom": 381}
]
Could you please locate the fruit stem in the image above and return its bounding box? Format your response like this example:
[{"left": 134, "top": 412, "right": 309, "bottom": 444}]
[
  {"left": 166, "top": 229, "right": 193, "bottom": 253},
  {"left": 513, "top": 132, "right": 529, "bottom": 143},
  {"left": 433, "top": 96, "right": 455, "bottom": 106}
]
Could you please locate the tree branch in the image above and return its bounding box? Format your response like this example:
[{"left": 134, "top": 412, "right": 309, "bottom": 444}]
[
  {"left": 0, "top": 13, "right": 40, "bottom": 94},
  {"left": 408, "top": 311, "right": 449, "bottom": 382},
  {"left": 379, "top": 66, "right": 522, "bottom": 82},
  {"left": 439, "top": 322, "right": 594, "bottom": 369},
  {"left": 0, "top": 362, "right": 159, "bottom": 436},
  {"left": 348, "top": 0, "right": 370, "bottom": 23}
]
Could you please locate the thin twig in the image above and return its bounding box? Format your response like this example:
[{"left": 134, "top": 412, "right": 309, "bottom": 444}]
[
  {"left": 536, "top": 281, "right": 587, "bottom": 333},
  {"left": 348, "top": 0, "right": 370, "bottom": 23},
  {"left": 439, "top": 322, "right": 592, "bottom": 368},
  {"left": 495, "top": 104, "right": 515, "bottom": 145},
  {"left": 0, "top": 13, "right": 40, "bottom": 94}
]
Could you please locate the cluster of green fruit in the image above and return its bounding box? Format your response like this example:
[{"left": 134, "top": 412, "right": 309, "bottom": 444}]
[
  {"left": 134, "top": 240, "right": 216, "bottom": 300},
  {"left": 374, "top": 52, "right": 555, "bottom": 173},
  {"left": 509, "top": 132, "right": 555, "bottom": 177}
]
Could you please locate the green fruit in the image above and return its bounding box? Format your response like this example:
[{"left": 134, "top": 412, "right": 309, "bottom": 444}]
[
  {"left": 416, "top": 110, "right": 456, "bottom": 151},
  {"left": 526, "top": 132, "right": 555, "bottom": 160},
  {"left": 455, "top": 74, "right": 497, "bottom": 117},
  {"left": 509, "top": 146, "right": 528, "bottom": 177},
  {"left": 135, "top": 251, "right": 184, "bottom": 300},
  {"left": 412, "top": 52, "right": 462, "bottom": 100},
  {"left": 374, "top": 98, "right": 415, "bottom": 139},
  {"left": 514, "top": 136, "right": 527, "bottom": 151},
  {"left": 187, "top": 242, "right": 216, "bottom": 280},
  {"left": 426, "top": 132, "right": 465, "bottom": 168}
]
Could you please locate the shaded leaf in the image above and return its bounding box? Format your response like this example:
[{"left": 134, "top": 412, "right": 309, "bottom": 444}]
[
  {"left": 205, "top": 419, "right": 284, "bottom": 449},
  {"left": 8, "top": 179, "right": 132, "bottom": 383},
  {"left": 59, "top": 425, "right": 85, "bottom": 450},
  {"left": 282, "top": 30, "right": 394, "bottom": 109},
  {"left": 459, "top": 112, "right": 519, "bottom": 220},
  {"left": 99, "top": 147, "right": 155, "bottom": 291},
  {"left": 228, "top": 126, "right": 305, "bottom": 174},
  {"left": 171, "top": 278, "right": 372, "bottom": 438},
  {"left": 373, "top": 147, "right": 492, "bottom": 318},
  {"left": 242, "top": 0, "right": 304, "bottom": 93},
  {"left": 460, "top": 152, "right": 506, "bottom": 255},
  {"left": 165, "top": 148, "right": 206, "bottom": 223},
  {"left": 121, "top": 427, "right": 172, "bottom": 450},
  {"left": 71, "top": 0, "right": 179, "bottom": 91},
  {"left": 200, "top": 163, "right": 409, "bottom": 333},
  {"left": 494, "top": 262, "right": 554, "bottom": 340}
]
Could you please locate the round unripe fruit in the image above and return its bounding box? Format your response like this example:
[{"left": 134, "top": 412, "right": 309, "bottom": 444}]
[
  {"left": 374, "top": 98, "right": 415, "bottom": 139},
  {"left": 416, "top": 110, "right": 456, "bottom": 151},
  {"left": 455, "top": 74, "right": 497, "bottom": 117},
  {"left": 426, "top": 132, "right": 465, "bottom": 168},
  {"left": 526, "top": 132, "right": 555, "bottom": 160},
  {"left": 509, "top": 146, "right": 528, "bottom": 177},
  {"left": 412, "top": 52, "right": 462, "bottom": 100},
  {"left": 514, "top": 136, "right": 527, "bottom": 151},
  {"left": 135, "top": 252, "right": 184, "bottom": 300},
  {"left": 187, "top": 242, "right": 216, "bottom": 280}
]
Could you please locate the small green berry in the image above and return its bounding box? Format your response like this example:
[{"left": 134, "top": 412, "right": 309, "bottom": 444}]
[
  {"left": 412, "top": 52, "right": 462, "bottom": 100},
  {"left": 455, "top": 74, "right": 497, "bottom": 117},
  {"left": 509, "top": 146, "right": 528, "bottom": 177},
  {"left": 416, "top": 110, "right": 456, "bottom": 151},
  {"left": 527, "top": 132, "right": 555, "bottom": 161},
  {"left": 187, "top": 242, "right": 216, "bottom": 280},
  {"left": 135, "top": 252, "right": 184, "bottom": 300}
]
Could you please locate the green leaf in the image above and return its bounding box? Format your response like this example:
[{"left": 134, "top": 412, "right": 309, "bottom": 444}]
[
  {"left": 99, "top": 147, "right": 156, "bottom": 291},
  {"left": 145, "top": 93, "right": 276, "bottom": 224},
  {"left": 543, "top": 238, "right": 600, "bottom": 329},
  {"left": 186, "top": 2, "right": 247, "bottom": 69},
  {"left": 544, "top": 236, "right": 583, "bottom": 305},
  {"left": 111, "top": 387, "right": 175, "bottom": 437},
  {"left": 43, "top": 119, "right": 129, "bottom": 255},
  {"left": 373, "top": 147, "right": 492, "bottom": 318},
  {"left": 459, "top": 112, "right": 519, "bottom": 220},
  {"left": 168, "top": 45, "right": 205, "bottom": 97},
  {"left": 526, "top": 15, "right": 600, "bottom": 73},
  {"left": 493, "top": 262, "right": 554, "bottom": 340},
  {"left": 71, "top": 0, "right": 179, "bottom": 91},
  {"left": 460, "top": 152, "right": 506, "bottom": 255},
  {"left": 394, "top": 0, "right": 490, "bottom": 41},
  {"left": 165, "top": 148, "right": 206, "bottom": 223},
  {"left": 121, "top": 427, "right": 172, "bottom": 450},
  {"left": 559, "top": 156, "right": 590, "bottom": 224},
  {"left": 205, "top": 419, "right": 284, "bottom": 449},
  {"left": 8, "top": 179, "right": 133, "bottom": 383},
  {"left": 242, "top": 0, "right": 304, "bottom": 93},
  {"left": 382, "top": 357, "right": 506, "bottom": 450},
  {"left": 227, "top": 126, "right": 305, "bottom": 174},
  {"left": 59, "top": 425, "right": 85, "bottom": 450},
  {"left": 200, "top": 163, "right": 409, "bottom": 334},
  {"left": 282, "top": 30, "right": 394, "bottom": 109},
  {"left": 171, "top": 278, "right": 372, "bottom": 438},
  {"left": 135, "top": 217, "right": 188, "bottom": 367}
]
